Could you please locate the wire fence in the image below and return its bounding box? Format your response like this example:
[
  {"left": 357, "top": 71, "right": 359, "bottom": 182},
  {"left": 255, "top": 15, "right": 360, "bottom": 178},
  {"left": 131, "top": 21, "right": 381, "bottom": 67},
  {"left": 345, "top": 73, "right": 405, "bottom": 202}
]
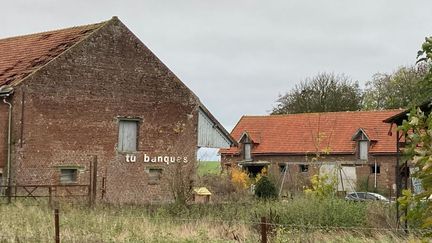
[
  {"left": 0, "top": 200, "right": 432, "bottom": 242},
  {"left": 93, "top": 215, "right": 431, "bottom": 234},
  {"left": 0, "top": 206, "right": 428, "bottom": 243}
]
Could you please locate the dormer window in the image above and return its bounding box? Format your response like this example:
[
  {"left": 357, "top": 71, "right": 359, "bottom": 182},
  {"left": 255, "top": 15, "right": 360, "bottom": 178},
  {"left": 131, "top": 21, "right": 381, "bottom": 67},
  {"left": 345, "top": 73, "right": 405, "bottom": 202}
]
[
  {"left": 244, "top": 142, "right": 252, "bottom": 161},
  {"left": 352, "top": 128, "right": 373, "bottom": 161},
  {"left": 238, "top": 131, "right": 257, "bottom": 162},
  {"left": 358, "top": 140, "right": 368, "bottom": 160}
]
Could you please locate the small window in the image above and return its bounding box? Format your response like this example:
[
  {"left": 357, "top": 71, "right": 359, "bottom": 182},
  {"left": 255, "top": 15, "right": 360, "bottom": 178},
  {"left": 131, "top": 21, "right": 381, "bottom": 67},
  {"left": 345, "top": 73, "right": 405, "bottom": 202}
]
[
  {"left": 118, "top": 120, "right": 138, "bottom": 152},
  {"left": 370, "top": 164, "right": 380, "bottom": 174},
  {"left": 244, "top": 143, "right": 251, "bottom": 161},
  {"left": 148, "top": 168, "right": 162, "bottom": 185},
  {"left": 299, "top": 164, "right": 309, "bottom": 173},
  {"left": 359, "top": 141, "right": 368, "bottom": 160},
  {"left": 60, "top": 169, "right": 77, "bottom": 184},
  {"left": 279, "top": 164, "right": 287, "bottom": 173}
]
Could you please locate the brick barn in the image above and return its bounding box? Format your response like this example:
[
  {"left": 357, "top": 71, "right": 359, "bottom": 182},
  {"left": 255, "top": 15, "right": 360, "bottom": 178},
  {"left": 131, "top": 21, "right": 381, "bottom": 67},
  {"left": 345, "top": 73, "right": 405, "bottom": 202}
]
[
  {"left": 0, "top": 17, "right": 234, "bottom": 203},
  {"left": 220, "top": 110, "right": 401, "bottom": 196}
]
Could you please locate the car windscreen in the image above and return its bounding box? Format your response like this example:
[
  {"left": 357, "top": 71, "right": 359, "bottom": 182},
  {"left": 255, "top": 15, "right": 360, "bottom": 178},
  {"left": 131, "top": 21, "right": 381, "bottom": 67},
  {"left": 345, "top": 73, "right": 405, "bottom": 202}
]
[
  {"left": 365, "top": 193, "right": 378, "bottom": 200},
  {"left": 349, "top": 192, "right": 365, "bottom": 199}
]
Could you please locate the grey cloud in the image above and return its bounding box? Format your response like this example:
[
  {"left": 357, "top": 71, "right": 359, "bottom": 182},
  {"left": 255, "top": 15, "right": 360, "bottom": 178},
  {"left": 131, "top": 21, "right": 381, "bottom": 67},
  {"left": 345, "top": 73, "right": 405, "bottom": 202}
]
[{"left": 1, "top": 0, "right": 432, "bottom": 132}]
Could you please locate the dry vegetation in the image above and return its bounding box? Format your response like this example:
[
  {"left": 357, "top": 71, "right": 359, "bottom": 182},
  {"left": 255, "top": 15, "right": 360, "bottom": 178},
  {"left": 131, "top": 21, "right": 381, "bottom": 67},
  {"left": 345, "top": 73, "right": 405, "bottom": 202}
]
[{"left": 0, "top": 198, "right": 423, "bottom": 242}]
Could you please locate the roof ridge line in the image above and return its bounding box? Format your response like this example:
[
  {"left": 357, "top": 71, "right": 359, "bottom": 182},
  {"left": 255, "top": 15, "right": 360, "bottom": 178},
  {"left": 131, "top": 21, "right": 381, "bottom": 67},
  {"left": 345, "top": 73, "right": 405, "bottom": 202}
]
[
  {"left": 0, "top": 19, "right": 109, "bottom": 43},
  {"left": 241, "top": 109, "right": 404, "bottom": 118}
]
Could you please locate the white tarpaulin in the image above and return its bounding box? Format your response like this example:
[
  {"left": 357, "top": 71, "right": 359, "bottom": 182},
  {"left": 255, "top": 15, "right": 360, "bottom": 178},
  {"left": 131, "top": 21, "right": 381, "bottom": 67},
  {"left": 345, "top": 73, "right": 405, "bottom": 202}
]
[{"left": 319, "top": 163, "right": 357, "bottom": 192}]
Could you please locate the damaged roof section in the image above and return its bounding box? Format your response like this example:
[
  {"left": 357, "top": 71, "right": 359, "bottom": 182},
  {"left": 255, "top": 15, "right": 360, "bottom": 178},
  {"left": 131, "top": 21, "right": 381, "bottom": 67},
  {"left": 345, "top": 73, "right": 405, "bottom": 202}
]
[{"left": 0, "top": 21, "right": 106, "bottom": 86}]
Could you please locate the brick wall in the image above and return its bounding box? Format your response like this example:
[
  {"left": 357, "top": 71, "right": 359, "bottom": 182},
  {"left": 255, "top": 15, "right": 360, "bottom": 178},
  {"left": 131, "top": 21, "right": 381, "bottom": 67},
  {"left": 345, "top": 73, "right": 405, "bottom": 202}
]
[
  {"left": 222, "top": 153, "right": 397, "bottom": 195},
  {"left": 0, "top": 104, "right": 7, "bottom": 169},
  {"left": 4, "top": 18, "right": 200, "bottom": 203}
]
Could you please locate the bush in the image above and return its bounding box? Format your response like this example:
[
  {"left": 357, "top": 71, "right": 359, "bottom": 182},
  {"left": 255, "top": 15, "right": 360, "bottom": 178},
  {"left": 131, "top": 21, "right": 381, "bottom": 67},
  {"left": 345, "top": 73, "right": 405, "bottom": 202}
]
[
  {"left": 304, "top": 174, "right": 336, "bottom": 198},
  {"left": 255, "top": 176, "right": 278, "bottom": 199},
  {"left": 230, "top": 167, "right": 251, "bottom": 191}
]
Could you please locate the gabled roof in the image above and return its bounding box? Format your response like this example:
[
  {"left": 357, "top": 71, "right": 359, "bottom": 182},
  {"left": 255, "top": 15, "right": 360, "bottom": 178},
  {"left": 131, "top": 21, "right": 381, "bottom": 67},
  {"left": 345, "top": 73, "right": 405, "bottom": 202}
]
[
  {"left": 0, "top": 18, "right": 235, "bottom": 148},
  {"left": 238, "top": 131, "right": 260, "bottom": 144},
  {"left": 220, "top": 110, "right": 402, "bottom": 155},
  {"left": 0, "top": 20, "right": 107, "bottom": 86},
  {"left": 351, "top": 128, "right": 377, "bottom": 141}
]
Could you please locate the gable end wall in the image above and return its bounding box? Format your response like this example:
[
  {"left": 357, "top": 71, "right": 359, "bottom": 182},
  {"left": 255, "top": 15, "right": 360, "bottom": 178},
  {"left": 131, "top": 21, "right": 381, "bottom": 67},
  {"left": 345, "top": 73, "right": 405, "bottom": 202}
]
[{"left": 7, "top": 19, "right": 199, "bottom": 203}]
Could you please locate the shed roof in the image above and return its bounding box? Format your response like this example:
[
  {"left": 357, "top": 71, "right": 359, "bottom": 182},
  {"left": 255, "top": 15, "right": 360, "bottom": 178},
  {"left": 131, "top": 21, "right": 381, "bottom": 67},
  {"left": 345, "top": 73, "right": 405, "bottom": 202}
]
[
  {"left": 193, "top": 187, "right": 212, "bottom": 195},
  {"left": 0, "top": 20, "right": 107, "bottom": 86},
  {"left": 220, "top": 110, "right": 401, "bottom": 155},
  {"left": 383, "top": 100, "right": 432, "bottom": 125}
]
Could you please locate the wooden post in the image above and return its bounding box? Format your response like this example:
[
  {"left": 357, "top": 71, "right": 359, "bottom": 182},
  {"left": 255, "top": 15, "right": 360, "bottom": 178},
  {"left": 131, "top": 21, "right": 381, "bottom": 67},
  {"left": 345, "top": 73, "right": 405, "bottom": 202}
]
[
  {"left": 6, "top": 185, "right": 11, "bottom": 204},
  {"left": 89, "top": 160, "right": 93, "bottom": 195},
  {"left": 54, "top": 208, "right": 60, "bottom": 243},
  {"left": 101, "top": 176, "right": 106, "bottom": 200},
  {"left": 48, "top": 186, "right": 52, "bottom": 207},
  {"left": 91, "top": 156, "right": 98, "bottom": 206},
  {"left": 261, "top": 216, "right": 267, "bottom": 243},
  {"left": 396, "top": 130, "right": 401, "bottom": 228},
  {"left": 88, "top": 159, "right": 93, "bottom": 206}
]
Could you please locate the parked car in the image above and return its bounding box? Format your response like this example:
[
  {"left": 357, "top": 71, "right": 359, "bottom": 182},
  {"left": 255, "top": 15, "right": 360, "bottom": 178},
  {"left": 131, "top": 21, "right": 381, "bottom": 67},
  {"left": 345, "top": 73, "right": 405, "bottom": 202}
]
[{"left": 345, "top": 192, "right": 391, "bottom": 203}]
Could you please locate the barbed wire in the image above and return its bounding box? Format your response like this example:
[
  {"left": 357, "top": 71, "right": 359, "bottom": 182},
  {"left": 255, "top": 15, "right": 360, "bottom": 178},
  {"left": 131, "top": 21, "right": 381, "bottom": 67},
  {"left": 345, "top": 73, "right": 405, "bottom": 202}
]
[{"left": 61, "top": 214, "right": 431, "bottom": 234}]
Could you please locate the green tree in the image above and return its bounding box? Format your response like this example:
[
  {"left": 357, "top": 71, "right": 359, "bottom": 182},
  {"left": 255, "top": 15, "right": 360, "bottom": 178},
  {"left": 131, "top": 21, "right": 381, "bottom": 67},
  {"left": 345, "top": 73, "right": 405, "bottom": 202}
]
[
  {"left": 271, "top": 73, "right": 362, "bottom": 114},
  {"left": 362, "top": 65, "right": 428, "bottom": 110},
  {"left": 398, "top": 36, "right": 432, "bottom": 231},
  {"left": 255, "top": 176, "right": 277, "bottom": 199},
  {"left": 416, "top": 37, "right": 432, "bottom": 102}
]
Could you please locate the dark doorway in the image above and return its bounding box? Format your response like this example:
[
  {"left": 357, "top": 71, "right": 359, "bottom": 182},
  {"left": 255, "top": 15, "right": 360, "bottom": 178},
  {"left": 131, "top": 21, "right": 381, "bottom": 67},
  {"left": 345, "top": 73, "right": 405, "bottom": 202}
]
[{"left": 244, "top": 165, "right": 265, "bottom": 177}]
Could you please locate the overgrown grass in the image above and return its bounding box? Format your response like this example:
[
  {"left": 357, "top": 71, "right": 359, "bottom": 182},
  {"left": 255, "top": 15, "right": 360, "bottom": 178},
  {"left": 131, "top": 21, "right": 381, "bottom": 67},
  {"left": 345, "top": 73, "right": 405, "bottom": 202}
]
[
  {"left": 197, "top": 161, "right": 221, "bottom": 176},
  {"left": 0, "top": 197, "right": 420, "bottom": 242}
]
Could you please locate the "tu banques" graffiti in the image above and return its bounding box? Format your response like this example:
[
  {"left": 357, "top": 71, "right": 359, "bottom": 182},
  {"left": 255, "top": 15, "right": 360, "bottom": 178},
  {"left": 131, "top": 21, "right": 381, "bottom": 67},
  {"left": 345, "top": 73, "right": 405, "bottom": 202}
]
[{"left": 125, "top": 154, "right": 188, "bottom": 164}]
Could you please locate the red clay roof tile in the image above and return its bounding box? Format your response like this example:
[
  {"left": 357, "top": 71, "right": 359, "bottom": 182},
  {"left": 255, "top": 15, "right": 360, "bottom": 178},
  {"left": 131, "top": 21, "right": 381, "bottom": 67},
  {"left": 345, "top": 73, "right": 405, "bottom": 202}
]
[
  {"left": 221, "top": 110, "right": 401, "bottom": 155},
  {"left": 0, "top": 21, "right": 106, "bottom": 86}
]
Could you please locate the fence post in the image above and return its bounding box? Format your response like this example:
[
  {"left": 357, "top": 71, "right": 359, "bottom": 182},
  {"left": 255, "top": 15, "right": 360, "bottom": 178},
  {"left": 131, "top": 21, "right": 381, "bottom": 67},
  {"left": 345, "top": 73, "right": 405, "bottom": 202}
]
[
  {"left": 261, "top": 216, "right": 267, "bottom": 243},
  {"left": 91, "top": 156, "right": 98, "bottom": 207},
  {"left": 54, "top": 208, "right": 60, "bottom": 243},
  {"left": 88, "top": 159, "right": 93, "bottom": 207},
  {"left": 6, "top": 185, "right": 11, "bottom": 204},
  {"left": 48, "top": 186, "right": 52, "bottom": 207}
]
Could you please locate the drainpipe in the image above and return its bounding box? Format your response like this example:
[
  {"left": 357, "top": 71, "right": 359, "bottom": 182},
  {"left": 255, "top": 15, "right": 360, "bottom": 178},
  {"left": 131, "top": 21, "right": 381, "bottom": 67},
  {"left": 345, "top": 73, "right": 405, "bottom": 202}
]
[
  {"left": 3, "top": 98, "right": 12, "bottom": 191},
  {"left": 374, "top": 158, "right": 377, "bottom": 189}
]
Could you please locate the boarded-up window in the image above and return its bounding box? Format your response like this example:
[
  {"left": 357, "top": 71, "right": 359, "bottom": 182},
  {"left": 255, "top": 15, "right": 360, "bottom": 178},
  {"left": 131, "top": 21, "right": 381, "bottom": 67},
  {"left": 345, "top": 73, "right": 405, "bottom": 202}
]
[
  {"left": 149, "top": 168, "right": 162, "bottom": 184},
  {"left": 60, "top": 169, "right": 77, "bottom": 184},
  {"left": 359, "top": 141, "right": 368, "bottom": 160},
  {"left": 244, "top": 143, "right": 251, "bottom": 161},
  {"left": 118, "top": 120, "right": 138, "bottom": 152}
]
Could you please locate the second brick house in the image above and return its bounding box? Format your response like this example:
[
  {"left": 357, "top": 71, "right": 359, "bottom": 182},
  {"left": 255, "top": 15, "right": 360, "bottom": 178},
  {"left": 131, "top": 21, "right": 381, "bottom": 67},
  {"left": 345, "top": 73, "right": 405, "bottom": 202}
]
[{"left": 220, "top": 110, "right": 401, "bottom": 195}]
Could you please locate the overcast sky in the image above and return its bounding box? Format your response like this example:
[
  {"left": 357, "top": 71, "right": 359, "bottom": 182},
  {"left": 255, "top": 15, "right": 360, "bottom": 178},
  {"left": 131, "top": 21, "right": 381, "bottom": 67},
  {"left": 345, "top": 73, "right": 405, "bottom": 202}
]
[{"left": 1, "top": 0, "right": 432, "bottom": 133}]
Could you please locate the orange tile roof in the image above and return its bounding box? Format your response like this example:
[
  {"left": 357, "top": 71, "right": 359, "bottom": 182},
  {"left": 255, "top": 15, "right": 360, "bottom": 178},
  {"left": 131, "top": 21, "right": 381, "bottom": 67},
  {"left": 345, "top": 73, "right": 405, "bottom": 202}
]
[
  {"left": 0, "top": 21, "right": 106, "bottom": 86},
  {"left": 221, "top": 110, "right": 401, "bottom": 155}
]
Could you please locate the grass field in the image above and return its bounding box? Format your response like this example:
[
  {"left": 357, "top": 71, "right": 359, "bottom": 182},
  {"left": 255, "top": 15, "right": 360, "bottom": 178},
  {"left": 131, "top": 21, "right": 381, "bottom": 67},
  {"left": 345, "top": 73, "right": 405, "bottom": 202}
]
[
  {"left": 0, "top": 198, "right": 424, "bottom": 242},
  {"left": 197, "top": 161, "right": 221, "bottom": 176}
]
